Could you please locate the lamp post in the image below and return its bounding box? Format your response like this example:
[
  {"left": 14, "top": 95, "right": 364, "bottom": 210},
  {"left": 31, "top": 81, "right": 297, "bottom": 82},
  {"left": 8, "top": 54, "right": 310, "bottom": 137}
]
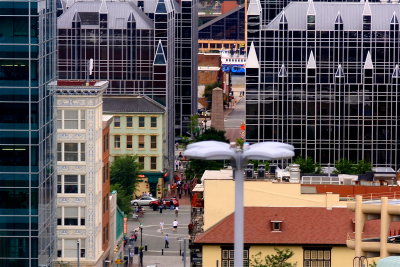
[
  {"left": 77, "top": 240, "right": 80, "bottom": 267},
  {"left": 184, "top": 141, "right": 294, "bottom": 267},
  {"left": 140, "top": 224, "right": 143, "bottom": 247},
  {"left": 128, "top": 245, "right": 131, "bottom": 266},
  {"left": 203, "top": 118, "right": 207, "bottom": 131}
]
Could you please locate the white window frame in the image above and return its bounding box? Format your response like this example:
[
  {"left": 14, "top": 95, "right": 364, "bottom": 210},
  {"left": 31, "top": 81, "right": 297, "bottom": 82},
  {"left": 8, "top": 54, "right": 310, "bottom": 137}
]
[
  {"left": 57, "top": 143, "right": 86, "bottom": 162},
  {"left": 57, "top": 206, "right": 86, "bottom": 226},
  {"left": 57, "top": 109, "right": 86, "bottom": 130},
  {"left": 58, "top": 238, "right": 86, "bottom": 258},
  {"left": 114, "top": 135, "right": 121, "bottom": 149},
  {"left": 57, "top": 174, "right": 85, "bottom": 194}
]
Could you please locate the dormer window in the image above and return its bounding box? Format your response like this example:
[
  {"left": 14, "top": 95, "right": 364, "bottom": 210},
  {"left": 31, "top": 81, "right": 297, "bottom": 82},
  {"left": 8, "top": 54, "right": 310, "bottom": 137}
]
[{"left": 271, "top": 220, "right": 282, "bottom": 232}]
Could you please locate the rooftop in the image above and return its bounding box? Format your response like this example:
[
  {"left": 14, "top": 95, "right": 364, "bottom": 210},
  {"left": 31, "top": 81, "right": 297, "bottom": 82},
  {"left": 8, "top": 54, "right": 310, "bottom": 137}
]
[
  {"left": 103, "top": 96, "right": 165, "bottom": 114},
  {"left": 195, "top": 207, "right": 356, "bottom": 244},
  {"left": 267, "top": 2, "right": 400, "bottom": 31}
]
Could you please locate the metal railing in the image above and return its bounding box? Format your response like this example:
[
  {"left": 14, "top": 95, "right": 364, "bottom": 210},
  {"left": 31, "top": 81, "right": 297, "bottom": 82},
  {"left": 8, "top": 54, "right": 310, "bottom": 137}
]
[
  {"left": 346, "top": 191, "right": 400, "bottom": 201},
  {"left": 301, "top": 176, "right": 341, "bottom": 185}
]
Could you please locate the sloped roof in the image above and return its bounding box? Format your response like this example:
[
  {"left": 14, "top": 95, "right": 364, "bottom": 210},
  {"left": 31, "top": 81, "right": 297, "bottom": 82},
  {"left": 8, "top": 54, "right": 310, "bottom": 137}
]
[
  {"left": 195, "top": 207, "right": 356, "bottom": 245},
  {"left": 58, "top": 1, "right": 153, "bottom": 29},
  {"left": 267, "top": 2, "right": 400, "bottom": 31},
  {"left": 103, "top": 96, "right": 165, "bottom": 114}
]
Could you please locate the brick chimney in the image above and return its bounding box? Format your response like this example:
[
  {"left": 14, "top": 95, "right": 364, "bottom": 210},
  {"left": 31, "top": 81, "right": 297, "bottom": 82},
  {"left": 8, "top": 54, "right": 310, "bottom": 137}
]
[{"left": 211, "top": 87, "right": 224, "bottom": 131}]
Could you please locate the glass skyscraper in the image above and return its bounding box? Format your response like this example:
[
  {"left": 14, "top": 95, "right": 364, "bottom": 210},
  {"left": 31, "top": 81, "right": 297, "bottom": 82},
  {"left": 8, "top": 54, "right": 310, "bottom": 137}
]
[
  {"left": 0, "top": 1, "right": 56, "bottom": 266},
  {"left": 247, "top": 1, "right": 400, "bottom": 168}
]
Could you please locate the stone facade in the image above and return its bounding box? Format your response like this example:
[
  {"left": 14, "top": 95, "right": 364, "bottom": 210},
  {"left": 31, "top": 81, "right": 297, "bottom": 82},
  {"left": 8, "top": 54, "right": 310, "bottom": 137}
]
[{"left": 53, "top": 81, "right": 109, "bottom": 266}]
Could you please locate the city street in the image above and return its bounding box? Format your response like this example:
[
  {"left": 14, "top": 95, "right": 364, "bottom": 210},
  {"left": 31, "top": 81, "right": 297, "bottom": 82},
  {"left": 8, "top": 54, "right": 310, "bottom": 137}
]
[
  {"left": 126, "top": 197, "right": 191, "bottom": 267},
  {"left": 225, "top": 96, "right": 245, "bottom": 142}
]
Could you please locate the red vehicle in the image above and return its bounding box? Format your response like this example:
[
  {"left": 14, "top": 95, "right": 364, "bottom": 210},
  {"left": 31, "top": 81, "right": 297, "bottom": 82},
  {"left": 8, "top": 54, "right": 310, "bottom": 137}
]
[{"left": 149, "top": 198, "right": 179, "bottom": 210}]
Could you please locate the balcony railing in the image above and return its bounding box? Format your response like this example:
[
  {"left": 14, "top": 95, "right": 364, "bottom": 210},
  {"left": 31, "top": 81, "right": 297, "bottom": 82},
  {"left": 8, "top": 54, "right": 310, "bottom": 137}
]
[{"left": 347, "top": 191, "right": 400, "bottom": 201}]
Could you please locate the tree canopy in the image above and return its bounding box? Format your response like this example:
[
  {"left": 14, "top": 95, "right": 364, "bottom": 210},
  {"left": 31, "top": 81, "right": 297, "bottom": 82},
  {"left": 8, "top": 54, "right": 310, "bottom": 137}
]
[
  {"left": 110, "top": 156, "right": 140, "bottom": 214},
  {"left": 110, "top": 156, "right": 140, "bottom": 196},
  {"left": 185, "top": 127, "right": 229, "bottom": 179},
  {"left": 251, "top": 248, "right": 297, "bottom": 267}
]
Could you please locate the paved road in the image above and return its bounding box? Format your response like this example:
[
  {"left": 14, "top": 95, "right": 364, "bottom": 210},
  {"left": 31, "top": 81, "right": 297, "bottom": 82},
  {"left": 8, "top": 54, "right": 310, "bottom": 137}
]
[
  {"left": 225, "top": 97, "right": 245, "bottom": 141},
  {"left": 126, "top": 200, "right": 191, "bottom": 267}
]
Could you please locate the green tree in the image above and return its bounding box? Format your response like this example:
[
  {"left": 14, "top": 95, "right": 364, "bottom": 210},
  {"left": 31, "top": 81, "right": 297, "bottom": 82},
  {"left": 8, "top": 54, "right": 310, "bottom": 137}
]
[
  {"left": 110, "top": 156, "right": 140, "bottom": 197},
  {"left": 251, "top": 248, "right": 297, "bottom": 267},
  {"left": 334, "top": 158, "right": 355, "bottom": 174},
  {"left": 293, "top": 156, "right": 320, "bottom": 174},
  {"left": 189, "top": 114, "right": 201, "bottom": 138},
  {"left": 185, "top": 127, "right": 229, "bottom": 179},
  {"left": 355, "top": 160, "right": 372, "bottom": 174},
  {"left": 203, "top": 81, "right": 222, "bottom": 104},
  {"left": 195, "top": 127, "right": 229, "bottom": 142},
  {"left": 110, "top": 183, "right": 132, "bottom": 215}
]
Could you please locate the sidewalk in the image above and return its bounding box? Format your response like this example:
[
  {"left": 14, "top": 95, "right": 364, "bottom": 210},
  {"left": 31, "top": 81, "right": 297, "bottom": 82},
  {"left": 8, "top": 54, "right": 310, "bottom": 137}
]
[{"left": 128, "top": 255, "right": 190, "bottom": 267}]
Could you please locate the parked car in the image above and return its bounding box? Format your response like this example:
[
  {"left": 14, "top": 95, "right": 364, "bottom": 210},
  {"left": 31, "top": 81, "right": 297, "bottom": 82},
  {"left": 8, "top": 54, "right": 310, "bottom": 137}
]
[
  {"left": 149, "top": 198, "right": 180, "bottom": 209},
  {"left": 131, "top": 196, "right": 158, "bottom": 206}
]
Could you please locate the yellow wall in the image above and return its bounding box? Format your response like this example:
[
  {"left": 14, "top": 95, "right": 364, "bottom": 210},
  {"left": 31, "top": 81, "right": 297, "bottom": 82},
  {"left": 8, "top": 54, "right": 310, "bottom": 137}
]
[
  {"left": 203, "top": 179, "right": 345, "bottom": 230},
  {"left": 202, "top": 245, "right": 355, "bottom": 267},
  {"left": 134, "top": 178, "right": 150, "bottom": 198}
]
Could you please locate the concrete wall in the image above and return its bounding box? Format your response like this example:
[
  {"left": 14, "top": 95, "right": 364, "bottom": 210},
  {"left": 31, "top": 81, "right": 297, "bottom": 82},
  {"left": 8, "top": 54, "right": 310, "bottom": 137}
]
[{"left": 203, "top": 179, "right": 344, "bottom": 230}]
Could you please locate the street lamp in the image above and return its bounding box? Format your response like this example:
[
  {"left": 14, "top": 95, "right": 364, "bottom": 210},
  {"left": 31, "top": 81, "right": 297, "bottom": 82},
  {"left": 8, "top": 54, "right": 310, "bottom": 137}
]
[
  {"left": 184, "top": 141, "right": 294, "bottom": 267},
  {"left": 203, "top": 118, "right": 207, "bottom": 131},
  {"left": 140, "top": 224, "right": 143, "bottom": 247},
  {"left": 128, "top": 245, "right": 132, "bottom": 266}
]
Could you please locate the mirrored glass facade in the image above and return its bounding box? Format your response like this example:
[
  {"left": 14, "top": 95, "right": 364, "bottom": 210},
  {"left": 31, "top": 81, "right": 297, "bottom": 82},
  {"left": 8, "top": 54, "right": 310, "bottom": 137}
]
[
  {"left": 0, "top": 0, "right": 56, "bottom": 266},
  {"left": 247, "top": 2, "right": 400, "bottom": 168}
]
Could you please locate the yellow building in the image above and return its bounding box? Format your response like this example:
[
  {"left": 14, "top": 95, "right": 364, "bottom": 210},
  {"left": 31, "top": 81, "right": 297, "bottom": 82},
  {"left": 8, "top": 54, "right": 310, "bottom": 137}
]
[
  {"left": 199, "top": 170, "right": 346, "bottom": 230},
  {"left": 195, "top": 207, "right": 356, "bottom": 267},
  {"left": 191, "top": 170, "right": 358, "bottom": 267}
]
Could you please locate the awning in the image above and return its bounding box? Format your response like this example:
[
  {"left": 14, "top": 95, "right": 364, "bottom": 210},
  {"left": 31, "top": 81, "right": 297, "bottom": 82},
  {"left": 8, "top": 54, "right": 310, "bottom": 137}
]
[
  {"left": 139, "top": 172, "right": 165, "bottom": 183},
  {"left": 192, "top": 184, "right": 204, "bottom": 192}
]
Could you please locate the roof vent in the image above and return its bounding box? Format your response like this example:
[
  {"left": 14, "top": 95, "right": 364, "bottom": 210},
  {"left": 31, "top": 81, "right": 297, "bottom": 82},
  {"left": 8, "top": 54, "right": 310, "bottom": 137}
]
[{"left": 270, "top": 220, "right": 282, "bottom": 232}]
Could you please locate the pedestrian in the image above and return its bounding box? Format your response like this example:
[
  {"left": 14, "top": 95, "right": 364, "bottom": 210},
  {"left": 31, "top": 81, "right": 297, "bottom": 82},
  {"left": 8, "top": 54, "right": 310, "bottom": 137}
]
[
  {"left": 164, "top": 234, "right": 169, "bottom": 248},
  {"left": 175, "top": 206, "right": 179, "bottom": 217},
  {"left": 129, "top": 233, "right": 134, "bottom": 245},
  {"left": 178, "top": 152, "right": 183, "bottom": 160},
  {"left": 183, "top": 183, "right": 188, "bottom": 196},
  {"left": 159, "top": 203, "right": 163, "bottom": 213},
  {"left": 134, "top": 231, "right": 138, "bottom": 242},
  {"left": 160, "top": 221, "right": 164, "bottom": 233},
  {"left": 175, "top": 160, "right": 179, "bottom": 171},
  {"left": 175, "top": 142, "right": 179, "bottom": 150},
  {"left": 139, "top": 248, "right": 144, "bottom": 266},
  {"left": 173, "top": 219, "right": 178, "bottom": 232}
]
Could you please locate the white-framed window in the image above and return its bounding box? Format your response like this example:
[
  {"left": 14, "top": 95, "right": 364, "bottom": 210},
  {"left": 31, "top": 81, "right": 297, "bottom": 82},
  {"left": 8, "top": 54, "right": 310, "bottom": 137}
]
[
  {"left": 126, "top": 116, "right": 133, "bottom": 127},
  {"left": 271, "top": 220, "right": 282, "bottom": 231},
  {"left": 138, "top": 135, "right": 145, "bottom": 149},
  {"left": 57, "top": 143, "right": 85, "bottom": 162},
  {"left": 150, "top": 135, "right": 157, "bottom": 149},
  {"left": 303, "top": 248, "right": 331, "bottom": 267},
  {"left": 114, "top": 135, "right": 121, "bottom": 149},
  {"left": 57, "top": 206, "right": 86, "bottom": 226},
  {"left": 150, "top": 117, "right": 157, "bottom": 128},
  {"left": 222, "top": 248, "right": 249, "bottom": 267},
  {"left": 114, "top": 116, "right": 121, "bottom": 128},
  {"left": 57, "top": 174, "right": 85, "bottom": 194},
  {"left": 58, "top": 238, "right": 86, "bottom": 258},
  {"left": 138, "top": 156, "right": 145, "bottom": 169},
  {"left": 127, "top": 135, "right": 133, "bottom": 149},
  {"left": 138, "top": 116, "right": 145, "bottom": 127},
  {"left": 57, "top": 109, "right": 85, "bottom": 130},
  {"left": 150, "top": 156, "right": 157, "bottom": 170}
]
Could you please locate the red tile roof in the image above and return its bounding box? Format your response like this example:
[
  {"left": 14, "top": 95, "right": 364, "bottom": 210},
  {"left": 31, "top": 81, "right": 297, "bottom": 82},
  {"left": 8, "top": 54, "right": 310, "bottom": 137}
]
[{"left": 195, "top": 207, "right": 357, "bottom": 245}]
